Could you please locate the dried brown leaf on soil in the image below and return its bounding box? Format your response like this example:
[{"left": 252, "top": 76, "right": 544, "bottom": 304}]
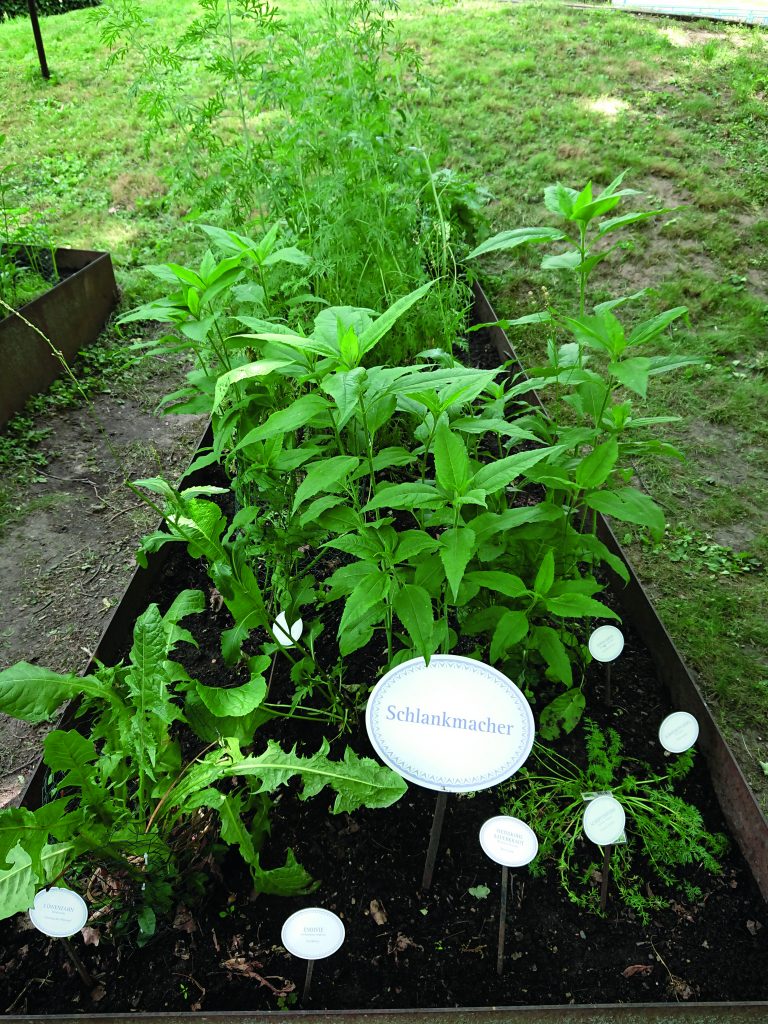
[
  {"left": 622, "top": 964, "right": 654, "bottom": 978},
  {"left": 173, "top": 906, "right": 196, "bottom": 934},
  {"left": 369, "top": 899, "right": 388, "bottom": 925},
  {"left": 220, "top": 957, "right": 295, "bottom": 996}
]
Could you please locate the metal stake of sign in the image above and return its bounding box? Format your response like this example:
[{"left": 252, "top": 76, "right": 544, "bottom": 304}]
[
  {"left": 496, "top": 865, "right": 512, "bottom": 976},
  {"left": 604, "top": 662, "right": 612, "bottom": 708},
  {"left": 302, "top": 959, "right": 315, "bottom": 1004},
  {"left": 27, "top": 0, "right": 51, "bottom": 80},
  {"left": 62, "top": 938, "right": 94, "bottom": 988},
  {"left": 421, "top": 791, "right": 448, "bottom": 891},
  {"left": 599, "top": 844, "right": 613, "bottom": 911}
]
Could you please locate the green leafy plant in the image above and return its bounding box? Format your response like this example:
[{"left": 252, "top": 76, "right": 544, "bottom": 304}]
[
  {"left": 0, "top": 593, "right": 406, "bottom": 938},
  {"left": 501, "top": 722, "right": 727, "bottom": 922}
]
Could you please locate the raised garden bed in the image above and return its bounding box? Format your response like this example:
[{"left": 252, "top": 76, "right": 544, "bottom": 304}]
[
  {"left": 0, "top": 284, "right": 765, "bottom": 1022},
  {"left": 0, "top": 246, "right": 118, "bottom": 428}
]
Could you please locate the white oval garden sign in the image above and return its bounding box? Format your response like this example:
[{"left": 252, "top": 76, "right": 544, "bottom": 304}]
[
  {"left": 28, "top": 887, "right": 88, "bottom": 938},
  {"left": 588, "top": 625, "right": 624, "bottom": 663},
  {"left": 365, "top": 655, "right": 534, "bottom": 793},
  {"left": 659, "top": 711, "right": 699, "bottom": 753},
  {"left": 281, "top": 908, "right": 345, "bottom": 960},
  {"left": 583, "top": 794, "right": 626, "bottom": 846},
  {"left": 479, "top": 815, "right": 539, "bottom": 868}
]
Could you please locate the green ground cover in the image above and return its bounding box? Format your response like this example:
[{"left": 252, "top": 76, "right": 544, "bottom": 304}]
[{"left": 0, "top": 0, "right": 766, "bottom": 806}]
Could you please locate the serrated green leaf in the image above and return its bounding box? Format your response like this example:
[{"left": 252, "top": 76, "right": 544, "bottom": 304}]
[
  {"left": 463, "top": 570, "right": 528, "bottom": 599},
  {"left": 466, "top": 226, "right": 566, "bottom": 260},
  {"left": 575, "top": 437, "right": 619, "bottom": 490},
  {"left": 533, "top": 550, "right": 555, "bottom": 597},
  {"left": 472, "top": 446, "right": 555, "bottom": 494},
  {"left": 292, "top": 456, "right": 359, "bottom": 512},
  {"left": 0, "top": 663, "right": 108, "bottom": 724},
  {"left": 212, "top": 360, "right": 291, "bottom": 413},
  {"left": 433, "top": 419, "right": 470, "bottom": 496},
  {"left": 222, "top": 739, "right": 407, "bottom": 812},
  {"left": 490, "top": 610, "right": 529, "bottom": 663},
  {"left": 393, "top": 584, "right": 435, "bottom": 661},
  {"left": 530, "top": 625, "right": 572, "bottom": 686},
  {"left": 363, "top": 481, "right": 442, "bottom": 513},
  {"left": 584, "top": 487, "right": 665, "bottom": 540},
  {"left": 545, "top": 594, "right": 620, "bottom": 620},
  {"left": 609, "top": 357, "right": 651, "bottom": 398},
  {"left": 195, "top": 674, "right": 267, "bottom": 718},
  {"left": 539, "top": 689, "right": 586, "bottom": 740},
  {"left": 439, "top": 527, "right": 476, "bottom": 600}
]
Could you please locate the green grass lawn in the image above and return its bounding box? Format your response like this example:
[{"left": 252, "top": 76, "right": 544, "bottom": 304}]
[
  {"left": 1, "top": 0, "right": 767, "bottom": 804},
  {"left": 402, "top": 0, "right": 768, "bottom": 804}
]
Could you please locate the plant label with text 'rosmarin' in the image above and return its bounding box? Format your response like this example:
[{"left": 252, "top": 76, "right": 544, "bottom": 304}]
[
  {"left": 365, "top": 655, "right": 534, "bottom": 792},
  {"left": 28, "top": 887, "right": 88, "bottom": 938},
  {"left": 479, "top": 816, "right": 539, "bottom": 868},
  {"left": 659, "top": 711, "right": 699, "bottom": 753},
  {"left": 281, "top": 908, "right": 345, "bottom": 960},
  {"left": 583, "top": 794, "right": 626, "bottom": 846},
  {"left": 588, "top": 625, "right": 624, "bottom": 663}
]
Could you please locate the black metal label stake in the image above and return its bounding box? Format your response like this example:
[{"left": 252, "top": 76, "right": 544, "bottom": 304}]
[{"left": 421, "top": 790, "right": 449, "bottom": 891}]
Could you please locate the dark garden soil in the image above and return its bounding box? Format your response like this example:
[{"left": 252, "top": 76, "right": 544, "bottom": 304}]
[{"left": 0, "top": 331, "right": 766, "bottom": 1015}]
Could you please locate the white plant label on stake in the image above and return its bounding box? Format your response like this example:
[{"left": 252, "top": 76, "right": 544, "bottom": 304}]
[
  {"left": 272, "top": 611, "right": 303, "bottom": 648},
  {"left": 28, "top": 887, "right": 88, "bottom": 938},
  {"left": 281, "top": 907, "right": 345, "bottom": 1005},
  {"left": 365, "top": 655, "right": 535, "bottom": 793},
  {"left": 479, "top": 816, "right": 539, "bottom": 868},
  {"left": 281, "top": 907, "right": 345, "bottom": 961},
  {"left": 479, "top": 816, "right": 537, "bottom": 978},
  {"left": 659, "top": 711, "right": 699, "bottom": 753},
  {"left": 583, "top": 794, "right": 626, "bottom": 846},
  {"left": 588, "top": 625, "right": 624, "bottom": 663}
]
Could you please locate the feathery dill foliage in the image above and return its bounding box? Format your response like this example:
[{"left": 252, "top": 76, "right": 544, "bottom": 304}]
[
  {"left": 501, "top": 721, "right": 728, "bottom": 923},
  {"left": 96, "top": 0, "right": 484, "bottom": 361}
]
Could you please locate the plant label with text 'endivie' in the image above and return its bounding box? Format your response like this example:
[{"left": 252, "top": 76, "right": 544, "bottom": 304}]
[
  {"left": 365, "top": 655, "right": 534, "bottom": 792},
  {"left": 281, "top": 908, "right": 345, "bottom": 961}
]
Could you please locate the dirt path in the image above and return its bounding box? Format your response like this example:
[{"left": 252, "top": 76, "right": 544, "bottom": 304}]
[{"left": 0, "top": 354, "right": 206, "bottom": 807}]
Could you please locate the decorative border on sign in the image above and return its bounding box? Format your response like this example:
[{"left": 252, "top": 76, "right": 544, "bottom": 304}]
[{"left": 366, "top": 655, "right": 534, "bottom": 793}]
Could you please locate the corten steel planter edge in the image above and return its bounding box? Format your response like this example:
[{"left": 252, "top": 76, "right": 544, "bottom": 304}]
[
  {"left": 4, "top": 294, "right": 767, "bottom": 1022},
  {"left": 5, "top": 1004, "right": 768, "bottom": 1024},
  {"left": 472, "top": 280, "right": 768, "bottom": 902},
  {"left": 0, "top": 246, "right": 119, "bottom": 428}
]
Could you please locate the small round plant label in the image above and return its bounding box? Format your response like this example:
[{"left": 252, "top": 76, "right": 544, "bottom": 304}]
[
  {"left": 583, "top": 794, "right": 626, "bottom": 846},
  {"left": 272, "top": 611, "right": 303, "bottom": 648},
  {"left": 659, "top": 711, "right": 699, "bottom": 753},
  {"left": 28, "top": 887, "right": 88, "bottom": 938},
  {"left": 479, "top": 815, "right": 538, "bottom": 868},
  {"left": 365, "top": 655, "right": 534, "bottom": 793},
  {"left": 281, "top": 908, "right": 345, "bottom": 960},
  {"left": 588, "top": 625, "right": 624, "bottom": 663}
]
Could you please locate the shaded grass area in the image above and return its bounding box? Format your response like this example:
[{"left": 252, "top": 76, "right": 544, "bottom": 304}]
[{"left": 403, "top": 0, "right": 768, "bottom": 802}]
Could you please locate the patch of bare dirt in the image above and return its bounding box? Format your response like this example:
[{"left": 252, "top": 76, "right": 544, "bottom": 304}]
[{"left": 0, "top": 356, "right": 206, "bottom": 808}]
